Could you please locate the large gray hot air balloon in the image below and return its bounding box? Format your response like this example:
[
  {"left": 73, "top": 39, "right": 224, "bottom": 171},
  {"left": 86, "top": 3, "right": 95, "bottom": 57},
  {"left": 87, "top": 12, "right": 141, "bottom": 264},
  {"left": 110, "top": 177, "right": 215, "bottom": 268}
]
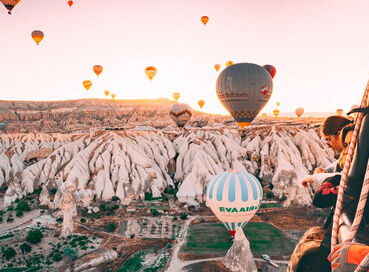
[
  {"left": 170, "top": 103, "right": 192, "bottom": 129},
  {"left": 216, "top": 63, "right": 273, "bottom": 129},
  {"left": 0, "top": 123, "right": 6, "bottom": 131}
]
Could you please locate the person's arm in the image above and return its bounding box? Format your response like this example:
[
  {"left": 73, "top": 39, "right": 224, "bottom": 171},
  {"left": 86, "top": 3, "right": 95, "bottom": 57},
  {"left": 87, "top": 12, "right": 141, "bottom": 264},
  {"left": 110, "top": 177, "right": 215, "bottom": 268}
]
[{"left": 312, "top": 174, "right": 341, "bottom": 208}]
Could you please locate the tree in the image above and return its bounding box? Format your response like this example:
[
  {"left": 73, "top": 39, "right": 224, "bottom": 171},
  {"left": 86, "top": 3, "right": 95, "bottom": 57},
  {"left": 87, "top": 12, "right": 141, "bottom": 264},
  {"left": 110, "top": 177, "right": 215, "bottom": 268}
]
[
  {"left": 26, "top": 229, "right": 43, "bottom": 244},
  {"left": 63, "top": 247, "right": 77, "bottom": 261},
  {"left": 150, "top": 208, "right": 159, "bottom": 216},
  {"left": 180, "top": 212, "right": 188, "bottom": 220},
  {"left": 2, "top": 246, "right": 16, "bottom": 260},
  {"left": 20, "top": 243, "right": 32, "bottom": 254},
  {"left": 105, "top": 222, "right": 117, "bottom": 233},
  {"left": 16, "top": 200, "right": 31, "bottom": 212}
]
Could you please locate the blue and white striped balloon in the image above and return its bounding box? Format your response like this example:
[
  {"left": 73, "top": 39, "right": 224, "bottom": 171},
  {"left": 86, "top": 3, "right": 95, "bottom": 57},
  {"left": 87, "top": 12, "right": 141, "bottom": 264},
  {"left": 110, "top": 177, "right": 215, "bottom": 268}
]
[{"left": 206, "top": 170, "right": 263, "bottom": 236}]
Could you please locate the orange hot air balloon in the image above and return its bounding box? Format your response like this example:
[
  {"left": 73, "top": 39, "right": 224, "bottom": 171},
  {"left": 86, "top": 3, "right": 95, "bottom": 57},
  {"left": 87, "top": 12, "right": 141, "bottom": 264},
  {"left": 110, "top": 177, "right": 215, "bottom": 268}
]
[
  {"left": 111, "top": 94, "right": 116, "bottom": 99},
  {"left": 295, "top": 107, "right": 304, "bottom": 117},
  {"left": 198, "top": 100, "right": 205, "bottom": 109},
  {"left": 83, "top": 80, "right": 92, "bottom": 91},
  {"left": 1, "top": 0, "right": 21, "bottom": 14},
  {"left": 276, "top": 101, "right": 280, "bottom": 107},
  {"left": 201, "top": 16, "right": 209, "bottom": 26},
  {"left": 273, "top": 109, "right": 280, "bottom": 117},
  {"left": 104, "top": 90, "right": 110, "bottom": 96},
  {"left": 214, "top": 64, "right": 220, "bottom": 72},
  {"left": 336, "top": 108, "right": 343, "bottom": 115},
  {"left": 145, "top": 66, "right": 157, "bottom": 80},
  {"left": 226, "top": 61, "right": 233, "bottom": 67},
  {"left": 93, "top": 65, "right": 103, "bottom": 77},
  {"left": 263, "top": 65, "right": 277, "bottom": 79},
  {"left": 31, "top": 30, "right": 44, "bottom": 45},
  {"left": 173, "top": 92, "right": 180, "bottom": 101},
  {"left": 67, "top": 0, "right": 73, "bottom": 7}
]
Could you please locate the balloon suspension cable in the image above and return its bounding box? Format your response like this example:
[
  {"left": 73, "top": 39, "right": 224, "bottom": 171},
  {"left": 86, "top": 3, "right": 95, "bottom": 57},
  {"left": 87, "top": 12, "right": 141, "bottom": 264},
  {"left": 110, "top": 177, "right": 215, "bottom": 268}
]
[{"left": 331, "top": 79, "right": 369, "bottom": 251}]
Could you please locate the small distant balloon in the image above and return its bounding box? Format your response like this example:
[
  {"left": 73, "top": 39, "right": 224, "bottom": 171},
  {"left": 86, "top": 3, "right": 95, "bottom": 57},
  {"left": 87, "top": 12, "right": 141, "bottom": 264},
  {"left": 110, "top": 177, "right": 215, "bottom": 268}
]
[
  {"left": 67, "top": 0, "right": 73, "bottom": 7},
  {"left": 295, "top": 107, "right": 304, "bottom": 117},
  {"left": 0, "top": 122, "right": 6, "bottom": 131},
  {"left": 104, "top": 90, "right": 110, "bottom": 96},
  {"left": 276, "top": 101, "right": 280, "bottom": 107},
  {"left": 226, "top": 61, "right": 233, "bottom": 67},
  {"left": 93, "top": 65, "right": 103, "bottom": 77},
  {"left": 83, "top": 80, "right": 92, "bottom": 91},
  {"left": 170, "top": 103, "right": 192, "bottom": 129},
  {"left": 1, "top": 0, "right": 20, "bottom": 14},
  {"left": 145, "top": 66, "right": 157, "bottom": 80},
  {"left": 263, "top": 65, "right": 277, "bottom": 79},
  {"left": 198, "top": 100, "right": 205, "bottom": 109},
  {"left": 273, "top": 109, "right": 280, "bottom": 117},
  {"left": 261, "top": 113, "right": 267, "bottom": 117},
  {"left": 336, "top": 108, "right": 343, "bottom": 115},
  {"left": 201, "top": 16, "right": 209, "bottom": 26},
  {"left": 214, "top": 64, "right": 220, "bottom": 72},
  {"left": 111, "top": 94, "right": 116, "bottom": 99},
  {"left": 31, "top": 30, "right": 44, "bottom": 45},
  {"left": 173, "top": 92, "right": 180, "bottom": 101}
]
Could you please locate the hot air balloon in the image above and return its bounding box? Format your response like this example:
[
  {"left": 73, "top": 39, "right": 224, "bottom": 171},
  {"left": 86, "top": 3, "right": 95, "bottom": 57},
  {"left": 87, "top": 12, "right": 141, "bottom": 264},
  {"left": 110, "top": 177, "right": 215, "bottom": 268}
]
[
  {"left": 206, "top": 170, "right": 263, "bottom": 237},
  {"left": 0, "top": 123, "right": 6, "bottom": 131},
  {"left": 263, "top": 65, "right": 277, "bottom": 79},
  {"left": 226, "top": 61, "right": 233, "bottom": 67},
  {"left": 198, "top": 100, "right": 205, "bottom": 109},
  {"left": 214, "top": 64, "right": 220, "bottom": 72},
  {"left": 173, "top": 92, "right": 180, "bottom": 101},
  {"left": 201, "top": 16, "right": 209, "bottom": 26},
  {"left": 104, "top": 90, "right": 110, "bottom": 96},
  {"left": 31, "top": 30, "right": 44, "bottom": 45},
  {"left": 261, "top": 113, "right": 267, "bottom": 117},
  {"left": 273, "top": 109, "right": 280, "bottom": 117},
  {"left": 295, "top": 107, "right": 304, "bottom": 117},
  {"left": 336, "top": 108, "right": 343, "bottom": 115},
  {"left": 83, "top": 80, "right": 92, "bottom": 90},
  {"left": 170, "top": 103, "right": 192, "bottom": 129},
  {"left": 276, "top": 102, "right": 280, "bottom": 107},
  {"left": 111, "top": 94, "right": 116, "bottom": 99},
  {"left": 67, "top": 0, "right": 73, "bottom": 7},
  {"left": 1, "top": 0, "right": 20, "bottom": 14},
  {"left": 93, "top": 65, "right": 103, "bottom": 77},
  {"left": 216, "top": 63, "right": 273, "bottom": 129},
  {"left": 145, "top": 66, "right": 157, "bottom": 80}
]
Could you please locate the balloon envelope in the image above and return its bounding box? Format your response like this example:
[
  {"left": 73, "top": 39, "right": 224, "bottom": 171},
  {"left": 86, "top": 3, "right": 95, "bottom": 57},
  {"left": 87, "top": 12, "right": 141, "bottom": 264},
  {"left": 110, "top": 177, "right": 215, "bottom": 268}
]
[
  {"left": 83, "top": 80, "right": 92, "bottom": 90},
  {"left": 111, "top": 94, "right": 116, "bottom": 99},
  {"left": 93, "top": 65, "right": 103, "bottom": 76},
  {"left": 336, "top": 108, "right": 343, "bottom": 115},
  {"left": 145, "top": 66, "right": 157, "bottom": 80},
  {"left": 276, "top": 101, "right": 280, "bottom": 107},
  {"left": 173, "top": 92, "right": 180, "bottom": 101},
  {"left": 198, "top": 100, "right": 205, "bottom": 109},
  {"left": 67, "top": 0, "right": 73, "bottom": 7},
  {"left": 216, "top": 63, "right": 273, "bottom": 129},
  {"left": 295, "top": 107, "right": 304, "bottom": 117},
  {"left": 31, "top": 30, "right": 44, "bottom": 45},
  {"left": 0, "top": 123, "right": 6, "bottom": 131},
  {"left": 104, "top": 90, "right": 110, "bottom": 96},
  {"left": 170, "top": 103, "right": 192, "bottom": 128},
  {"left": 1, "top": 0, "right": 20, "bottom": 14},
  {"left": 206, "top": 171, "right": 263, "bottom": 236},
  {"left": 214, "top": 64, "right": 220, "bottom": 72},
  {"left": 273, "top": 109, "right": 280, "bottom": 117},
  {"left": 226, "top": 61, "right": 233, "bottom": 67},
  {"left": 201, "top": 16, "right": 209, "bottom": 25},
  {"left": 263, "top": 65, "right": 277, "bottom": 79}
]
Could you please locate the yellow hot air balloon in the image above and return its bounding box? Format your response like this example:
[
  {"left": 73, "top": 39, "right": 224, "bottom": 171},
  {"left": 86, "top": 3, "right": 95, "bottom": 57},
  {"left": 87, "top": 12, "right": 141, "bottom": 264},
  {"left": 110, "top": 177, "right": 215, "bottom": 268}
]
[
  {"left": 198, "top": 100, "right": 205, "bottom": 109},
  {"left": 1, "top": 0, "right": 21, "bottom": 14},
  {"left": 214, "top": 64, "right": 220, "bottom": 72},
  {"left": 31, "top": 30, "right": 44, "bottom": 45},
  {"left": 104, "top": 90, "right": 110, "bottom": 96},
  {"left": 173, "top": 92, "right": 180, "bottom": 101},
  {"left": 145, "top": 66, "right": 157, "bottom": 80},
  {"left": 276, "top": 101, "right": 280, "bottom": 107},
  {"left": 226, "top": 61, "right": 233, "bottom": 67},
  {"left": 93, "top": 65, "right": 103, "bottom": 77},
  {"left": 111, "top": 94, "right": 116, "bottom": 99},
  {"left": 83, "top": 80, "right": 92, "bottom": 91},
  {"left": 273, "top": 109, "right": 280, "bottom": 117},
  {"left": 201, "top": 16, "right": 209, "bottom": 26}
]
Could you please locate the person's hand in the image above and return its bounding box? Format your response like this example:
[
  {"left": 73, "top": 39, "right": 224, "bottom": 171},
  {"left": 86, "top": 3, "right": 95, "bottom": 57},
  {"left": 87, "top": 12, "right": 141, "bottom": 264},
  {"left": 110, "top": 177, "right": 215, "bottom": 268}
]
[
  {"left": 328, "top": 243, "right": 369, "bottom": 272},
  {"left": 314, "top": 167, "right": 326, "bottom": 174},
  {"left": 301, "top": 176, "right": 313, "bottom": 187}
]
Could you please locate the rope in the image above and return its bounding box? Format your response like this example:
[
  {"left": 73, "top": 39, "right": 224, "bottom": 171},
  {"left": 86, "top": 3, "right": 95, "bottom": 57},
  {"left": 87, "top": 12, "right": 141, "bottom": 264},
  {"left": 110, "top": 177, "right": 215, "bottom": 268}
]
[
  {"left": 355, "top": 253, "right": 369, "bottom": 272},
  {"left": 331, "top": 80, "right": 369, "bottom": 251}
]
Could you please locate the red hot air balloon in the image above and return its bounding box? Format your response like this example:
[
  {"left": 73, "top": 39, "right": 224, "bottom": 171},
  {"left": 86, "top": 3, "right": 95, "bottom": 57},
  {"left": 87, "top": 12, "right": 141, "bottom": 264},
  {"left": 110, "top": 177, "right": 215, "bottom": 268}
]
[
  {"left": 201, "top": 16, "right": 209, "bottom": 26},
  {"left": 1, "top": 0, "right": 21, "bottom": 14},
  {"left": 263, "top": 65, "right": 277, "bottom": 79},
  {"left": 67, "top": 0, "right": 73, "bottom": 7}
]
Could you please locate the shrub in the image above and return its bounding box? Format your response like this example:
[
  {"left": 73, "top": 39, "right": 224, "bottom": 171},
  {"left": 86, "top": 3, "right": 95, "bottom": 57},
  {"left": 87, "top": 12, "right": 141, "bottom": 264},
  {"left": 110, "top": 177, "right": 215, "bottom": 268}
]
[
  {"left": 0, "top": 210, "right": 5, "bottom": 216},
  {"left": 20, "top": 243, "right": 32, "bottom": 254},
  {"left": 180, "top": 212, "right": 188, "bottom": 220},
  {"left": 167, "top": 243, "right": 172, "bottom": 249},
  {"left": 63, "top": 247, "right": 77, "bottom": 261},
  {"left": 266, "top": 191, "right": 275, "bottom": 199},
  {"left": 2, "top": 246, "right": 16, "bottom": 260},
  {"left": 130, "top": 234, "right": 135, "bottom": 239},
  {"left": 105, "top": 222, "right": 117, "bottom": 233},
  {"left": 7, "top": 206, "right": 14, "bottom": 211},
  {"left": 53, "top": 252, "right": 62, "bottom": 262},
  {"left": 56, "top": 217, "right": 63, "bottom": 224},
  {"left": 16, "top": 210, "right": 23, "bottom": 217},
  {"left": 80, "top": 218, "right": 86, "bottom": 223},
  {"left": 49, "top": 188, "right": 57, "bottom": 195},
  {"left": 144, "top": 192, "right": 152, "bottom": 200},
  {"left": 172, "top": 216, "right": 177, "bottom": 221},
  {"left": 16, "top": 200, "right": 31, "bottom": 212},
  {"left": 7, "top": 216, "right": 14, "bottom": 223},
  {"left": 26, "top": 229, "right": 43, "bottom": 244},
  {"left": 150, "top": 208, "right": 159, "bottom": 216},
  {"left": 112, "top": 196, "right": 119, "bottom": 201}
]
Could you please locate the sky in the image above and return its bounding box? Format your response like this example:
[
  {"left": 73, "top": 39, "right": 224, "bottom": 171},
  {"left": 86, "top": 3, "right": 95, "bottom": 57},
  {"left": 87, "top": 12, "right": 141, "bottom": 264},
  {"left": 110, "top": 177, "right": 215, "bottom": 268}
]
[{"left": 0, "top": 0, "right": 368, "bottom": 115}]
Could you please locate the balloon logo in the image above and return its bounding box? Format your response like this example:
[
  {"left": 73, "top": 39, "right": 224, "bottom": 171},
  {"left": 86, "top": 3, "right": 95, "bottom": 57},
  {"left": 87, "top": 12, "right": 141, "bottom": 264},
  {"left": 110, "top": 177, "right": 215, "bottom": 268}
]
[
  {"left": 93, "top": 65, "right": 103, "bottom": 77},
  {"left": 206, "top": 171, "right": 263, "bottom": 237},
  {"left": 226, "top": 61, "right": 233, "bottom": 67},
  {"left": 31, "top": 30, "right": 44, "bottom": 45},
  {"left": 263, "top": 65, "right": 277, "bottom": 79},
  {"left": 214, "top": 64, "right": 220, "bottom": 72},
  {"left": 145, "top": 66, "right": 157, "bottom": 80},
  {"left": 111, "top": 94, "right": 116, "bottom": 99},
  {"left": 295, "top": 107, "right": 304, "bottom": 117},
  {"left": 336, "top": 108, "right": 343, "bottom": 115},
  {"left": 216, "top": 63, "right": 273, "bottom": 129},
  {"left": 83, "top": 80, "right": 92, "bottom": 91},
  {"left": 273, "top": 109, "right": 280, "bottom": 117},
  {"left": 198, "top": 100, "right": 205, "bottom": 109},
  {"left": 1, "top": 0, "right": 20, "bottom": 14},
  {"left": 170, "top": 103, "right": 192, "bottom": 129},
  {"left": 201, "top": 16, "right": 209, "bottom": 26},
  {"left": 104, "top": 90, "right": 110, "bottom": 96},
  {"left": 67, "top": 0, "right": 73, "bottom": 7},
  {"left": 173, "top": 92, "right": 180, "bottom": 101}
]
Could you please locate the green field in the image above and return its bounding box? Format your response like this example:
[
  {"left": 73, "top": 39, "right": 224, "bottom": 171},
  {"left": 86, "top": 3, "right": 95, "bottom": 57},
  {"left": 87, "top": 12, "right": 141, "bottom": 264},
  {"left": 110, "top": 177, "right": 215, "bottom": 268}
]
[
  {"left": 117, "top": 250, "right": 169, "bottom": 272},
  {"left": 259, "top": 202, "right": 282, "bottom": 209},
  {"left": 180, "top": 222, "right": 295, "bottom": 257}
]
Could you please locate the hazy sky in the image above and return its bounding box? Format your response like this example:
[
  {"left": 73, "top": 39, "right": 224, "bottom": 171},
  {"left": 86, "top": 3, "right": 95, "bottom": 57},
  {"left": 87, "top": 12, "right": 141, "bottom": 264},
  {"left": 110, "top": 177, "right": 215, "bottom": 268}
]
[{"left": 0, "top": 0, "right": 368, "bottom": 115}]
